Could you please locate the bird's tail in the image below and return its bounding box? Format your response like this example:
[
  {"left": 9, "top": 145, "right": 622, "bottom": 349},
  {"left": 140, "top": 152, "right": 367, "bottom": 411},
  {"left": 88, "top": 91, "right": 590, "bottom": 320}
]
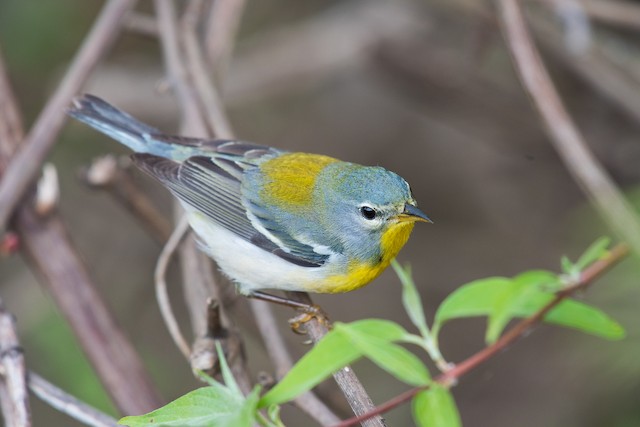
[{"left": 68, "top": 94, "right": 197, "bottom": 160}]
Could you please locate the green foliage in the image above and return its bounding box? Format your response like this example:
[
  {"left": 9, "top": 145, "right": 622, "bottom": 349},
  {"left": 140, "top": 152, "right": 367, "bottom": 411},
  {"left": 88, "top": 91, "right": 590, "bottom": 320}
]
[
  {"left": 413, "top": 386, "right": 461, "bottom": 427},
  {"left": 119, "top": 345, "right": 263, "bottom": 427},
  {"left": 433, "top": 240, "right": 625, "bottom": 344},
  {"left": 119, "top": 237, "right": 625, "bottom": 427},
  {"left": 259, "top": 319, "right": 426, "bottom": 407},
  {"left": 561, "top": 237, "right": 611, "bottom": 279}
]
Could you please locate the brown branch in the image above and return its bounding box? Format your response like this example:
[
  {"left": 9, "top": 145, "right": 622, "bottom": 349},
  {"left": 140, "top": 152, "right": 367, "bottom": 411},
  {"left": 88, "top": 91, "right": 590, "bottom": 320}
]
[
  {"left": 81, "top": 155, "right": 172, "bottom": 243},
  {"left": 529, "top": 5, "right": 640, "bottom": 126},
  {"left": 0, "top": 0, "right": 137, "bottom": 233},
  {"left": 286, "top": 292, "right": 386, "bottom": 427},
  {"left": 249, "top": 300, "right": 341, "bottom": 426},
  {"left": 334, "top": 243, "right": 630, "bottom": 427},
  {"left": 153, "top": 0, "right": 253, "bottom": 394},
  {"left": 204, "top": 0, "right": 246, "bottom": 80},
  {"left": 0, "top": 47, "right": 162, "bottom": 416},
  {"left": 28, "top": 372, "right": 118, "bottom": 427},
  {"left": 497, "top": 0, "right": 640, "bottom": 256},
  {"left": 536, "top": 0, "right": 640, "bottom": 32},
  {"left": 181, "top": 1, "right": 234, "bottom": 138},
  {"left": 0, "top": 302, "right": 31, "bottom": 427},
  {"left": 16, "top": 206, "right": 164, "bottom": 415},
  {"left": 154, "top": 216, "right": 192, "bottom": 359}
]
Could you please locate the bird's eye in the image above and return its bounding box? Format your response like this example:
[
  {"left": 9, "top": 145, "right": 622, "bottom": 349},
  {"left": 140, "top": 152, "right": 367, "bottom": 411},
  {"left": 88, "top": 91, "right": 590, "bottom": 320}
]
[{"left": 360, "top": 206, "right": 377, "bottom": 220}]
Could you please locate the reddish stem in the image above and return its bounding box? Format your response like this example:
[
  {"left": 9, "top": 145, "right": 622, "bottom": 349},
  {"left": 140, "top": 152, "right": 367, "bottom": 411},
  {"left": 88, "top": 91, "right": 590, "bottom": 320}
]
[{"left": 332, "top": 243, "right": 630, "bottom": 427}]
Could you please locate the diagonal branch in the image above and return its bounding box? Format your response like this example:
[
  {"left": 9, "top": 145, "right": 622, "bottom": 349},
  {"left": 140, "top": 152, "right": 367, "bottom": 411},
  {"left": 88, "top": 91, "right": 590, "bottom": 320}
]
[
  {"left": 0, "top": 0, "right": 137, "bottom": 233},
  {"left": 28, "top": 372, "right": 118, "bottom": 427},
  {"left": 0, "top": 301, "right": 31, "bottom": 427},
  {"left": 0, "top": 46, "right": 162, "bottom": 416},
  {"left": 334, "top": 243, "right": 630, "bottom": 427},
  {"left": 496, "top": 0, "right": 640, "bottom": 256}
]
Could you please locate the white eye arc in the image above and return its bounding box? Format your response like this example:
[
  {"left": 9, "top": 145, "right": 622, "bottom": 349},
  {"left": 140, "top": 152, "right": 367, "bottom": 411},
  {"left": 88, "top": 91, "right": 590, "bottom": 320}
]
[{"left": 360, "top": 206, "right": 377, "bottom": 220}]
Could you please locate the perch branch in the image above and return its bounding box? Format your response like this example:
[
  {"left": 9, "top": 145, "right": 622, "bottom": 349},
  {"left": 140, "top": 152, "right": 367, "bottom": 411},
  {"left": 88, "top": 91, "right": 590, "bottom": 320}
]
[{"left": 249, "top": 300, "right": 341, "bottom": 425}]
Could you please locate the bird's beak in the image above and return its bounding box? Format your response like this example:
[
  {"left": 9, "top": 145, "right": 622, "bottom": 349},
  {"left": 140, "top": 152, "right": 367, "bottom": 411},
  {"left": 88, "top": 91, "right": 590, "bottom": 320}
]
[{"left": 396, "top": 203, "right": 432, "bottom": 224}]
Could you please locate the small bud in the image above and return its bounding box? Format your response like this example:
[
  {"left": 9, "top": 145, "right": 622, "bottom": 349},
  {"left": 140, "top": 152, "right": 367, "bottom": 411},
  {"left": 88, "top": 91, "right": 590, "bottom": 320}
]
[{"left": 34, "top": 163, "right": 59, "bottom": 216}]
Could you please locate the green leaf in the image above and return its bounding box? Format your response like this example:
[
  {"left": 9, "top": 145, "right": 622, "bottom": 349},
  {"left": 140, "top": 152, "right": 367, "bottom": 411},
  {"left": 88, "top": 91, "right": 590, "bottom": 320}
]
[
  {"left": 413, "top": 386, "right": 461, "bottom": 427},
  {"left": 433, "top": 272, "right": 623, "bottom": 342},
  {"left": 560, "top": 256, "right": 575, "bottom": 275},
  {"left": 513, "top": 270, "right": 562, "bottom": 293},
  {"left": 267, "top": 405, "right": 285, "bottom": 427},
  {"left": 217, "top": 342, "right": 242, "bottom": 398},
  {"left": 515, "top": 295, "right": 626, "bottom": 340},
  {"left": 392, "top": 259, "right": 430, "bottom": 337},
  {"left": 119, "top": 385, "right": 260, "bottom": 427},
  {"left": 120, "top": 345, "right": 261, "bottom": 427},
  {"left": 433, "top": 277, "right": 512, "bottom": 338},
  {"left": 485, "top": 271, "right": 560, "bottom": 343},
  {"left": 576, "top": 237, "right": 612, "bottom": 270},
  {"left": 335, "top": 322, "right": 431, "bottom": 386},
  {"left": 259, "top": 319, "right": 409, "bottom": 407}
]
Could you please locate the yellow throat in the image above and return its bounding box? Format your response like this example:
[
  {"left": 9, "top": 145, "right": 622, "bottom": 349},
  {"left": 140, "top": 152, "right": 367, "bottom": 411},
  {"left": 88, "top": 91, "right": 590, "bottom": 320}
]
[{"left": 314, "top": 221, "right": 415, "bottom": 293}]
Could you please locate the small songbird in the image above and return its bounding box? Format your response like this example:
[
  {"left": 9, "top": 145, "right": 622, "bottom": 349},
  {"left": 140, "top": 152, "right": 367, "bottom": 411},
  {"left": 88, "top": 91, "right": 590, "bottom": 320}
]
[{"left": 69, "top": 95, "right": 430, "bottom": 299}]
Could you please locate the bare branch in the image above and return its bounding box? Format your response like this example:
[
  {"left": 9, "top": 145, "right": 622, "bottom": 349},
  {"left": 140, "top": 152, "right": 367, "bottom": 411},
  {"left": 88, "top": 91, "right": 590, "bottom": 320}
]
[
  {"left": 153, "top": 0, "right": 253, "bottom": 394},
  {"left": 536, "top": 0, "right": 640, "bottom": 31},
  {"left": 124, "top": 12, "right": 158, "bottom": 37},
  {"left": 0, "top": 46, "right": 162, "bottom": 416},
  {"left": 250, "top": 300, "right": 341, "bottom": 426},
  {"left": 81, "top": 155, "right": 172, "bottom": 244},
  {"left": 530, "top": 4, "right": 640, "bottom": 125},
  {"left": 286, "top": 292, "right": 386, "bottom": 427},
  {"left": 29, "top": 372, "right": 118, "bottom": 427},
  {"left": 204, "top": 0, "right": 247, "bottom": 80},
  {"left": 182, "top": 1, "right": 234, "bottom": 138},
  {"left": 154, "top": 216, "right": 192, "bottom": 359},
  {"left": 0, "top": 0, "right": 137, "bottom": 233},
  {"left": 497, "top": 0, "right": 640, "bottom": 255},
  {"left": 0, "top": 303, "right": 30, "bottom": 427}
]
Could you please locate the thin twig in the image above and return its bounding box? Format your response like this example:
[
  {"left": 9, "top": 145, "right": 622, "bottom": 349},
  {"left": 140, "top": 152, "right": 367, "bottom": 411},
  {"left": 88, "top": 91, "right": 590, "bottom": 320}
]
[
  {"left": 81, "top": 155, "right": 172, "bottom": 243},
  {"left": 153, "top": 0, "right": 253, "bottom": 394},
  {"left": 28, "top": 372, "right": 118, "bottom": 427},
  {"left": 0, "top": 302, "right": 31, "bottom": 427},
  {"left": 0, "top": 47, "right": 162, "bottom": 416},
  {"left": 204, "top": 0, "right": 246, "bottom": 80},
  {"left": 249, "top": 300, "right": 341, "bottom": 426},
  {"left": 536, "top": 0, "right": 640, "bottom": 31},
  {"left": 334, "top": 243, "right": 630, "bottom": 427},
  {"left": 497, "top": 0, "right": 640, "bottom": 256},
  {"left": 154, "top": 0, "right": 207, "bottom": 135},
  {"left": 154, "top": 215, "right": 192, "bottom": 359},
  {"left": 530, "top": 5, "right": 640, "bottom": 125},
  {"left": 0, "top": 0, "right": 137, "bottom": 233},
  {"left": 182, "top": 1, "right": 234, "bottom": 138},
  {"left": 124, "top": 12, "right": 158, "bottom": 37}
]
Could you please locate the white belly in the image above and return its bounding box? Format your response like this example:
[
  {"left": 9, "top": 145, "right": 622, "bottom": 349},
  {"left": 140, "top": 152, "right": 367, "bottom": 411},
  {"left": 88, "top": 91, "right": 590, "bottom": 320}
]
[{"left": 186, "top": 211, "right": 335, "bottom": 294}]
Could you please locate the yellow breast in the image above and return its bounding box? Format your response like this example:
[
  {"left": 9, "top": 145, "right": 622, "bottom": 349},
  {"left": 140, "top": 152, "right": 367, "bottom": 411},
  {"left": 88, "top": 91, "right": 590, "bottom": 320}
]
[{"left": 311, "top": 221, "right": 415, "bottom": 293}]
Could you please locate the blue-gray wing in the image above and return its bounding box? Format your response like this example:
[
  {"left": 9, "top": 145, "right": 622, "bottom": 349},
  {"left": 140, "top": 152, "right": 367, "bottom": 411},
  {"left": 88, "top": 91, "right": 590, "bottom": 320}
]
[{"left": 132, "top": 153, "right": 328, "bottom": 267}]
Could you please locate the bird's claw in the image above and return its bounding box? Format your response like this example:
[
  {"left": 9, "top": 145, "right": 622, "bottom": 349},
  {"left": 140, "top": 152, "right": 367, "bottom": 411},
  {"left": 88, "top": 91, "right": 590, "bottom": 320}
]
[{"left": 288, "top": 305, "right": 330, "bottom": 334}]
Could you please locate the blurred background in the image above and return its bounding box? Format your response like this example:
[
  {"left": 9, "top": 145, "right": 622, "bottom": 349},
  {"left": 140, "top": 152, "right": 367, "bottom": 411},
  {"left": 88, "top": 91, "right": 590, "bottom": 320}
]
[{"left": 0, "top": 0, "right": 639, "bottom": 426}]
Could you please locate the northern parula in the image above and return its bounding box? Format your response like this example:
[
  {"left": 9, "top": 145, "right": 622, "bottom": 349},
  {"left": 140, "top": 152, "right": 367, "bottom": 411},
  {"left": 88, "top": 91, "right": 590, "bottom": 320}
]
[{"left": 69, "top": 95, "right": 430, "bottom": 296}]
